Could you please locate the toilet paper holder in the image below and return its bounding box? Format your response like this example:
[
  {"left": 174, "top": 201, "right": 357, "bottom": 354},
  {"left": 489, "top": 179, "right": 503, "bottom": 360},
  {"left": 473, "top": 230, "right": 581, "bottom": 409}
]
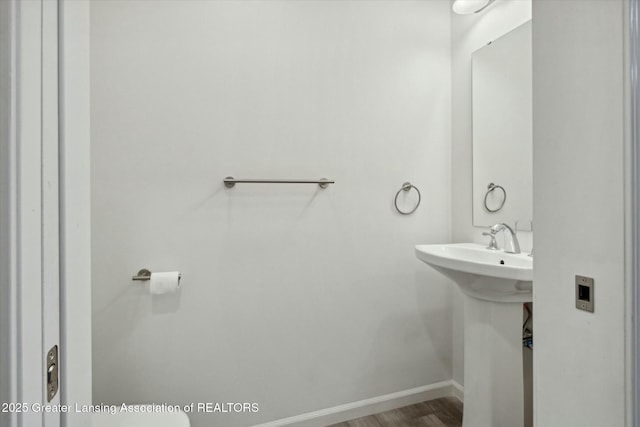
[
  {"left": 132, "top": 269, "right": 152, "bottom": 281},
  {"left": 132, "top": 268, "right": 182, "bottom": 282}
]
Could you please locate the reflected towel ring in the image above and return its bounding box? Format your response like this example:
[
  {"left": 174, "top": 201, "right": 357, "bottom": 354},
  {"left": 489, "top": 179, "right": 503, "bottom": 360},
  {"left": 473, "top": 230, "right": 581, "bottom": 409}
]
[
  {"left": 395, "top": 182, "right": 421, "bottom": 215},
  {"left": 484, "top": 182, "right": 506, "bottom": 213}
]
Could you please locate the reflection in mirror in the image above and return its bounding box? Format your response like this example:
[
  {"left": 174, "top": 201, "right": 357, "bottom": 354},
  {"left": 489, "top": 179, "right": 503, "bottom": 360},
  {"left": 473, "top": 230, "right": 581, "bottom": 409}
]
[{"left": 472, "top": 21, "right": 532, "bottom": 228}]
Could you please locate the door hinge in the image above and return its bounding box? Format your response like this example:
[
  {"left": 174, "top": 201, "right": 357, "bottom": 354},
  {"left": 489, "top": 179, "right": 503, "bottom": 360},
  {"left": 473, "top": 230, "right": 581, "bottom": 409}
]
[{"left": 46, "top": 345, "right": 58, "bottom": 402}]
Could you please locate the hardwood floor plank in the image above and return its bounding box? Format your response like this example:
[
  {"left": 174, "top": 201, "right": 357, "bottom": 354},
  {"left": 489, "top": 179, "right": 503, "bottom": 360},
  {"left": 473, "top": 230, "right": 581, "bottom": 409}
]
[
  {"left": 441, "top": 397, "right": 463, "bottom": 419},
  {"left": 330, "top": 397, "right": 462, "bottom": 427},
  {"left": 429, "top": 411, "right": 462, "bottom": 427},
  {"left": 346, "top": 415, "right": 385, "bottom": 427},
  {"left": 374, "top": 408, "right": 410, "bottom": 425},
  {"left": 412, "top": 401, "right": 441, "bottom": 417},
  {"left": 394, "top": 403, "right": 435, "bottom": 419},
  {"left": 410, "top": 414, "right": 448, "bottom": 427}
]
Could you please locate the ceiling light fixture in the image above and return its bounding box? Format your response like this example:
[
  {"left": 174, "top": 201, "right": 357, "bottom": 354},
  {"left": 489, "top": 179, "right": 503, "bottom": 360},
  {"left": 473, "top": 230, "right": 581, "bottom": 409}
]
[{"left": 452, "top": 0, "right": 496, "bottom": 15}]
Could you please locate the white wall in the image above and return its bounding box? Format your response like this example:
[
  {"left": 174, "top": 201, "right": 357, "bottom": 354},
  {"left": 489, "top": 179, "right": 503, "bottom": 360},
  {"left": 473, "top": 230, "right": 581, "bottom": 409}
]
[
  {"left": 90, "top": 1, "right": 452, "bottom": 426},
  {"left": 532, "top": 1, "right": 628, "bottom": 426},
  {"left": 450, "top": 0, "right": 532, "bottom": 385}
]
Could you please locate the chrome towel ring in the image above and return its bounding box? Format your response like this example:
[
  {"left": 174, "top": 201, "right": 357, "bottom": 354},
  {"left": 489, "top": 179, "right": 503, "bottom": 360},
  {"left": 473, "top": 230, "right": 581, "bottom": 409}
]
[
  {"left": 395, "top": 182, "right": 421, "bottom": 215},
  {"left": 484, "top": 182, "right": 506, "bottom": 213}
]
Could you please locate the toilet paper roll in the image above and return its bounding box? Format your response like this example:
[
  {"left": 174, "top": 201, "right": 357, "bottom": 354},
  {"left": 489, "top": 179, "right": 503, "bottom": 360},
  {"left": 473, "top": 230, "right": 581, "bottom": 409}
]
[{"left": 149, "top": 272, "right": 181, "bottom": 295}]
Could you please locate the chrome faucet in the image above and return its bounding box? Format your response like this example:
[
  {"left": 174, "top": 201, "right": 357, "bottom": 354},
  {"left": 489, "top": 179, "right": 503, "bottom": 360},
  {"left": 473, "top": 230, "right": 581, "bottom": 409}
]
[
  {"left": 482, "top": 231, "right": 499, "bottom": 250},
  {"left": 490, "top": 223, "right": 521, "bottom": 254}
]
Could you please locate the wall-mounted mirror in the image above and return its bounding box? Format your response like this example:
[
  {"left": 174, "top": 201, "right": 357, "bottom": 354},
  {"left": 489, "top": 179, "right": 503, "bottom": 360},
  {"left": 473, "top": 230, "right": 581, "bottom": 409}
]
[{"left": 472, "top": 21, "right": 532, "bottom": 228}]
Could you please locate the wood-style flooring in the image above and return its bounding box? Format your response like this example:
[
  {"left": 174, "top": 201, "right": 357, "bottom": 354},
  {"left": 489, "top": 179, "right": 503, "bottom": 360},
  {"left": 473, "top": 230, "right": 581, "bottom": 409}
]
[{"left": 327, "top": 397, "right": 463, "bottom": 427}]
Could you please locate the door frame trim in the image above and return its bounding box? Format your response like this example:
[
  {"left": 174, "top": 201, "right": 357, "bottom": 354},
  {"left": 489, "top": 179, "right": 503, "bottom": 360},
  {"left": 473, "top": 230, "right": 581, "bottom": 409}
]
[
  {"left": 0, "top": 1, "right": 91, "bottom": 426},
  {"left": 57, "top": 2, "right": 93, "bottom": 426},
  {"left": 0, "top": 0, "right": 48, "bottom": 425},
  {"left": 630, "top": 0, "right": 640, "bottom": 425}
]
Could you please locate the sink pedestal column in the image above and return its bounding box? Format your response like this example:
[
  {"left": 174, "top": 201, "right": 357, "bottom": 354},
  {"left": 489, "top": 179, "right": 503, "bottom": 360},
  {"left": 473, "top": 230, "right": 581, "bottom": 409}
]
[{"left": 463, "top": 296, "right": 525, "bottom": 427}]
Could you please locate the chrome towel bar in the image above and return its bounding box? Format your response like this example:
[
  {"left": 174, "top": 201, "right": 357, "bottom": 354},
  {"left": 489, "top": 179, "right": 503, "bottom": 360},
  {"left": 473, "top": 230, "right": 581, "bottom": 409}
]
[{"left": 224, "top": 177, "right": 334, "bottom": 189}]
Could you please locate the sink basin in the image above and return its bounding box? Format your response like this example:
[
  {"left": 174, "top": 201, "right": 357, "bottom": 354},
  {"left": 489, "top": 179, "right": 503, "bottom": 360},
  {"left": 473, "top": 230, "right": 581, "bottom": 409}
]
[
  {"left": 415, "top": 243, "right": 534, "bottom": 427},
  {"left": 415, "top": 243, "right": 532, "bottom": 302}
]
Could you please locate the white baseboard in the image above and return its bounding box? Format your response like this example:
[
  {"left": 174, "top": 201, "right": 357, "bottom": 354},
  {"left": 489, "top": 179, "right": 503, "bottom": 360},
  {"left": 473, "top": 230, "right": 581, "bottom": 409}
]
[
  {"left": 451, "top": 380, "right": 464, "bottom": 402},
  {"left": 251, "top": 380, "right": 458, "bottom": 427}
]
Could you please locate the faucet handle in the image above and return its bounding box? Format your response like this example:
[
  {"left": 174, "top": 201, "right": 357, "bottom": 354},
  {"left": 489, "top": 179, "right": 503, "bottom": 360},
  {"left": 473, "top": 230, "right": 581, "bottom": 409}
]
[{"left": 482, "top": 231, "right": 499, "bottom": 250}]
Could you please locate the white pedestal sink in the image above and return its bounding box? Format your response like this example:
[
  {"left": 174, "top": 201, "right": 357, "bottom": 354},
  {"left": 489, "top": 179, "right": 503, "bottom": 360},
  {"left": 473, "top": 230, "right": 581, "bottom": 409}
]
[{"left": 415, "top": 243, "right": 532, "bottom": 427}]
